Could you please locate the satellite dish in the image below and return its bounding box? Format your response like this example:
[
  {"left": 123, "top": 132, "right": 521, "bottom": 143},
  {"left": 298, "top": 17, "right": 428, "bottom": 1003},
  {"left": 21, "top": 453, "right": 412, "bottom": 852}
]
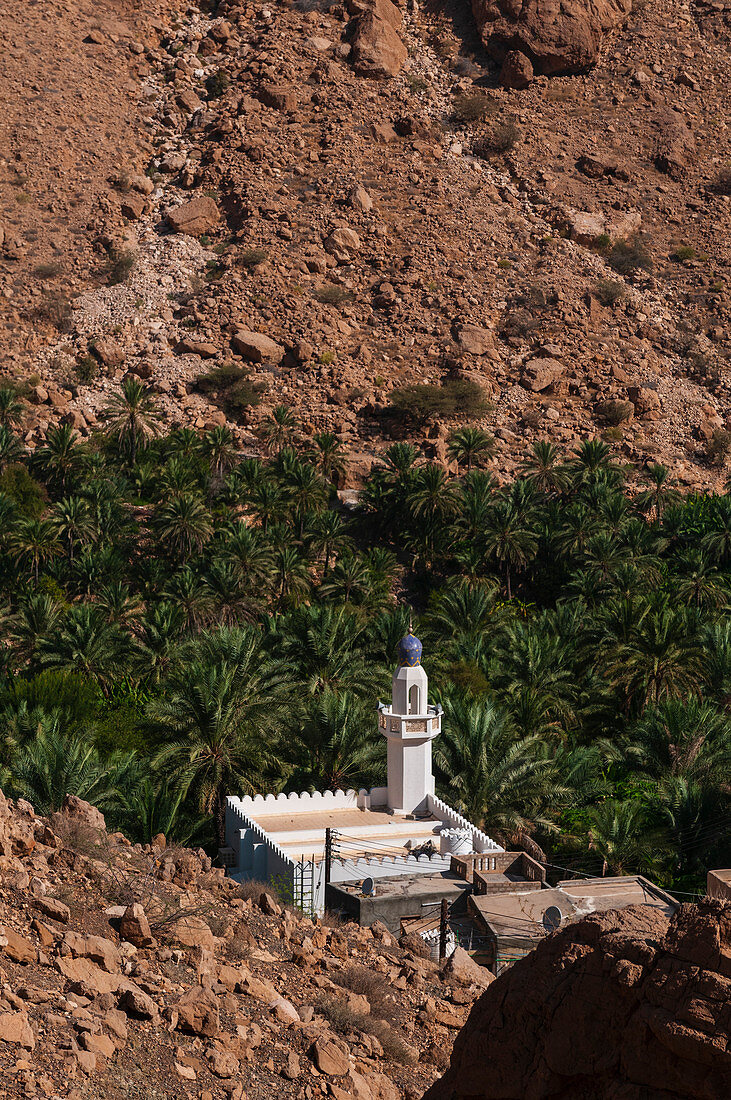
[
  {"left": 361, "top": 877, "right": 374, "bottom": 897},
  {"left": 542, "top": 905, "right": 563, "bottom": 932}
]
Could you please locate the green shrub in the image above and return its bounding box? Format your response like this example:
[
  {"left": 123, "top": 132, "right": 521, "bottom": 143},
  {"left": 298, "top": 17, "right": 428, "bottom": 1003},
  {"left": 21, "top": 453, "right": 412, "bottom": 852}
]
[
  {"left": 205, "top": 70, "right": 230, "bottom": 99},
  {"left": 707, "top": 429, "right": 731, "bottom": 468},
  {"left": 473, "top": 118, "right": 519, "bottom": 157},
  {"left": 672, "top": 245, "right": 696, "bottom": 262},
  {"left": 105, "top": 246, "right": 137, "bottom": 286},
  {"left": 593, "top": 279, "right": 626, "bottom": 306},
  {"left": 238, "top": 248, "right": 268, "bottom": 270},
  {"left": 608, "top": 236, "right": 653, "bottom": 275},
  {"left": 195, "top": 362, "right": 266, "bottom": 415},
  {"left": 75, "top": 355, "right": 99, "bottom": 384},
  {"left": 33, "top": 262, "right": 64, "bottom": 280},
  {"left": 0, "top": 463, "right": 47, "bottom": 518},
  {"left": 451, "top": 92, "right": 498, "bottom": 124},
  {"left": 314, "top": 285, "right": 354, "bottom": 307},
  {"left": 389, "top": 379, "right": 490, "bottom": 424}
]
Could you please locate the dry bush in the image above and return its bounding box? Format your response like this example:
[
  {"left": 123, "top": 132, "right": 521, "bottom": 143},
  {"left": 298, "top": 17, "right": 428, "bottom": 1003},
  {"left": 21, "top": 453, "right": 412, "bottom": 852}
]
[
  {"left": 593, "top": 278, "right": 626, "bottom": 306},
  {"left": 609, "top": 236, "right": 653, "bottom": 275},
  {"left": 595, "top": 399, "right": 634, "bottom": 426},
  {"left": 706, "top": 428, "right": 731, "bottom": 468},
  {"left": 473, "top": 118, "right": 519, "bottom": 157},
  {"left": 236, "top": 879, "right": 270, "bottom": 901},
  {"left": 336, "top": 964, "right": 397, "bottom": 1022},
  {"left": 451, "top": 92, "right": 498, "bottom": 124},
  {"left": 318, "top": 996, "right": 416, "bottom": 1065},
  {"left": 32, "top": 291, "right": 73, "bottom": 333},
  {"left": 712, "top": 167, "right": 731, "bottom": 195}
]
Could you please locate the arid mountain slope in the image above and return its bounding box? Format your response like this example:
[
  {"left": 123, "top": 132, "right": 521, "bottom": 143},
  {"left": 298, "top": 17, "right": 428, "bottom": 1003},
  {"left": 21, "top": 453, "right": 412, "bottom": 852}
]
[
  {"left": 0, "top": 0, "right": 729, "bottom": 487},
  {"left": 0, "top": 787, "right": 483, "bottom": 1098}
]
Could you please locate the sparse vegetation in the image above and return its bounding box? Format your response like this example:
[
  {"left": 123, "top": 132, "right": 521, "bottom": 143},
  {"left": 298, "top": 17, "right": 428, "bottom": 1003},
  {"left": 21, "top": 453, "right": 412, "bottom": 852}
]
[
  {"left": 593, "top": 278, "right": 626, "bottom": 306},
  {"left": 672, "top": 246, "right": 697, "bottom": 262},
  {"left": 105, "top": 246, "right": 137, "bottom": 286},
  {"left": 314, "top": 285, "right": 355, "bottom": 307},
  {"left": 472, "top": 118, "right": 520, "bottom": 157},
  {"left": 451, "top": 92, "right": 498, "bottom": 124},
  {"left": 707, "top": 428, "right": 731, "bottom": 468},
  {"left": 608, "top": 236, "right": 654, "bottom": 276},
  {"left": 33, "top": 262, "right": 64, "bottom": 280},
  {"left": 205, "top": 70, "right": 230, "bottom": 98},
  {"left": 238, "top": 248, "right": 268, "bottom": 270},
  {"left": 74, "top": 354, "right": 98, "bottom": 384},
  {"left": 595, "top": 399, "right": 634, "bottom": 426}
]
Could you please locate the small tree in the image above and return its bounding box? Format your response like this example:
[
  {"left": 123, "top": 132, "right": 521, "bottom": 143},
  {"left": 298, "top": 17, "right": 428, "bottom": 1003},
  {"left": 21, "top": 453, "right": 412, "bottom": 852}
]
[{"left": 103, "top": 378, "right": 161, "bottom": 465}]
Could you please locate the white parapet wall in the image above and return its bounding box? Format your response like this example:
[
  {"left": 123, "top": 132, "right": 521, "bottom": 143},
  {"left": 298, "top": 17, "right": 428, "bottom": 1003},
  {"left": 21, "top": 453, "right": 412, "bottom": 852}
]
[{"left": 427, "top": 793, "right": 504, "bottom": 854}]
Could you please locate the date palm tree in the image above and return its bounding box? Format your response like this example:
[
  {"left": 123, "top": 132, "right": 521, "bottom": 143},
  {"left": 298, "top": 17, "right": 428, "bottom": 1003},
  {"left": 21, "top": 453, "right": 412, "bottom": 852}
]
[
  {"left": 52, "top": 496, "right": 95, "bottom": 566},
  {"left": 260, "top": 405, "right": 296, "bottom": 455},
  {"left": 37, "top": 605, "right": 135, "bottom": 694},
  {"left": 10, "top": 518, "right": 61, "bottom": 583},
  {"left": 150, "top": 631, "right": 281, "bottom": 846},
  {"left": 201, "top": 425, "right": 237, "bottom": 483},
  {"left": 0, "top": 425, "right": 21, "bottom": 471},
  {"left": 636, "top": 463, "right": 679, "bottom": 523},
  {"left": 447, "top": 427, "right": 495, "bottom": 474},
  {"left": 163, "top": 567, "right": 213, "bottom": 633},
  {"left": 271, "top": 545, "right": 311, "bottom": 609},
  {"left": 482, "top": 501, "right": 537, "bottom": 598},
  {"left": 0, "top": 386, "right": 23, "bottom": 429},
  {"left": 587, "top": 800, "right": 656, "bottom": 876},
  {"left": 434, "top": 695, "right": 562, "bottom": 839},
  {"left": 34, "top": 423, "right": 82, "bottom": 494},
  {"left": 103, "top": 377, "right": 161, "bottom": 465},
  {"left": 311, "top": 431, "right": 346, "bottom": 485},
  {"left": 132, "top": 601, "right": 184, "bottom": 684},
  {"left": 309, "top": 511, "right": 350, "bottom": 576},
  {"left": 520, "top": 441, "right": 569, "bottom": 494},
  {"left": 283, "top": 690, "right": 384, "bottom": 792},
  {"left": 154, "top": 492, "right": 213, "bottom": 561}
]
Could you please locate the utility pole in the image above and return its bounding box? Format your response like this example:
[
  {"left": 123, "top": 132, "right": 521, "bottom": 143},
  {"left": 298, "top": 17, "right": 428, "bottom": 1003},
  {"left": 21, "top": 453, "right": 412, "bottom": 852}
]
[
  {"left": 324, "top": 828, "right": 332, "bottom": 911},
  {"left": 439, "top": 897, "right": 449, "bottom": 961}
]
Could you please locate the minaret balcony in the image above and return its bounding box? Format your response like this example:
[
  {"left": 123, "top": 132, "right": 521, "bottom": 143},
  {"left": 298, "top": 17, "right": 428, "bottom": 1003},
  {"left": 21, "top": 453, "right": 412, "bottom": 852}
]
[{"left": 377, "top": 702, "right": 442, "bottom": 739}]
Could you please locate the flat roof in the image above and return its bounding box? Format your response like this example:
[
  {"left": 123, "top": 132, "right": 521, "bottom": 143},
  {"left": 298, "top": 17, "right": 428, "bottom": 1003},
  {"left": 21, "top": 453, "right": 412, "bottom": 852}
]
[
  {"left": 335, "top": 870, "right": 470, "bottom": 901},
  {"left": 253, "top": 807, "right": 438, "bottom": 834},
  {"left": 709, "top": 869, "right": 731, "bottom": 884},
  {"left": 470, "top": 888, "right": 574, "bottom": 939},
  {"left": 557, "top": 876, "right": 678, "bottom": 918}
]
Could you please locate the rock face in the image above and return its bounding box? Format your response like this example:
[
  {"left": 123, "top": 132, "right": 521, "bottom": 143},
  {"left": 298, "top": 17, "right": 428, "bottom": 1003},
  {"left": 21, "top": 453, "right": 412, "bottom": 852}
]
[
  {"left": 425, "top": 901, "right": 731, "bottom": 1100},
  {"left": 165, "top": 195, "right": 220, "bottom": 236},
  {"left": 472, "top": 0, "right": 634, "bottom": 76}
]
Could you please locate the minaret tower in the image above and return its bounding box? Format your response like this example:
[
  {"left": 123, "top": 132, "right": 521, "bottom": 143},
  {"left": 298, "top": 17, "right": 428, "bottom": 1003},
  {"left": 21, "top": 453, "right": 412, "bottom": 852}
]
[{"left": 377, "top": 630, "right": 442, "bottom": 816}]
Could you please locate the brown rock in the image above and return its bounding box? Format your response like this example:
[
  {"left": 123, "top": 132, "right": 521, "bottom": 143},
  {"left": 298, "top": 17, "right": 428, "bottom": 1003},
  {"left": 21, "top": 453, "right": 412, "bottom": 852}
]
[
  {"left": 118, "top": 984, "right": 157, "bottom": 1019},
  {"left": 472, "top": 0, "right": 633, "bottom": 76},
  {"left": 441, "top": 947, "right": 493, "bottom": 989},
  {"left": 0, "top": 1011, "right": 35, "bottom": 1050},
  {"left": 64, "top": 930, "right": 120, "bottom": 973},
  {"left": 176, "top": 338, "right": 218, "bottom": 358},
  {"left": 92, "top": 338, "right": 126, "bottom": 368},
  {"left": 56, "top": 956, "right": 120, "bottom": 996},
  {"left": 119, "top": 903, "right": 155, "bottom": 949},
  {"left": 352, "top": 7, "right": 407, "bottom": 80},
  {"left": 499, "top": 50, "right": 533, "bottom": 89},
  {"left": 175, "top": 986, "right": 220, "bottom": 1037},
  {"left": 166, "top": 196, "right": 220, "bottom": 237},
  {"left": 120, "top": 193, "right": 147, "bottom": 220},
  {"left": 521, "top": 358, "right": 565, "bottom": 392},
  {"left": 208, "top": 1049, "right": 240, "bottom": 1078},
  {"left": 36, "top": 896, "right": 70, "bottom": 924},
  {"left": 0, "top": 926, "right": 37, "bottom": 963},
  {"left": 258, "top": 85, "right": 298, "bottom": 113},
  {"left": 324, "top": 227, "right": 362, "bottom": 255},
  {"left": 58, "top": 793, "right": 106, "bottom": 830},
  {"left": 455, "top": 323, "right": 496, "bottom": 356},
  {"left": 312, "top": 1034, "right": 350, "bottom": 1075},
  {"left": 232, "top": 330, "right": 285, "bottom": 364}
]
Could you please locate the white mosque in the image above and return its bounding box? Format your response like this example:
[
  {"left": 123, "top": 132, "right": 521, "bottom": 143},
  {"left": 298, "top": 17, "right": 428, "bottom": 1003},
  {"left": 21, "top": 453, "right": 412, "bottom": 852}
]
[{"left": 222, "top": 631, "right": 503, "bottom": 916}]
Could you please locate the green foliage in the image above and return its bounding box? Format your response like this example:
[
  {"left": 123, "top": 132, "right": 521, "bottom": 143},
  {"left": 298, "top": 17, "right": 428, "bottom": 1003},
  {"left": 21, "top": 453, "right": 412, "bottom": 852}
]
[
  {"left": 0, "top": 410, "right": 728, "bottom": 890},
  {"left": 451, "top": 92, "right": 498, "bottom": 124},
  {"left": 593, "top": 278, "right": 626, "bottom": 306},
  {"left": 473, "top": 117, "right": 520, "bottom": 157},
  {"left": 388, "top": 379, "right": 490, "bottom": 425}
]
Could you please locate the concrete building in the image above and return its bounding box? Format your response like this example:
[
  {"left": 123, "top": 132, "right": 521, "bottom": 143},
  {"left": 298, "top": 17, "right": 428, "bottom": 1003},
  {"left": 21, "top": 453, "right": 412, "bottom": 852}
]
[
  {"left": 222, "top": 631, "right": 503, "bottom": 916},
  {"left": 468, "top": 875, "right": 678, "bottom": 975},
  {"left": 707, "top": 869, "right": 731, "bottom": 901}
]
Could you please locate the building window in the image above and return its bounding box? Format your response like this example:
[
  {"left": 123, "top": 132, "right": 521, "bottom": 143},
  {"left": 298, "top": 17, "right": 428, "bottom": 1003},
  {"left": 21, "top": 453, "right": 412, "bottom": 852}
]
[{"left": 409, "top": 684, "right": 420, "bottom": 714}]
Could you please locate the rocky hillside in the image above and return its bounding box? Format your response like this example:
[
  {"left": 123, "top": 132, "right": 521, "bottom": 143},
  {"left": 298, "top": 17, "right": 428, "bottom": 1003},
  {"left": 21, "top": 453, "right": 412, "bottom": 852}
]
[
  {"left": 426, "top": 899, "right": 731, "bottom": 1100},
  {"left": 0, "top": 787, "right": 491, "bottom": 1099},
  {"left": 1, "top": 0, "right": 730, "bottom": 486}
]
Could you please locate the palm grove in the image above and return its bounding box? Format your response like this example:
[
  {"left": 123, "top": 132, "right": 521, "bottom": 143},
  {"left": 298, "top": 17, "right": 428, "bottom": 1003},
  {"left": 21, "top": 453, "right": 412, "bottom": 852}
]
[{"left": 0, "top": 378, "right": 729, "bottom": 894}]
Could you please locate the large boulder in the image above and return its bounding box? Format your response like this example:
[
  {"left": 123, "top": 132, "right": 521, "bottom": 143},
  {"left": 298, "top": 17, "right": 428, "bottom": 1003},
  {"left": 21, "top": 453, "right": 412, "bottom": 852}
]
[
  {"left": 425, "top": 900, "right": 731, "bottom": 1100},
  {"left": 351, "top": 0, "right": 407, "bottom": 79},
  {"left": 471, "top": 0, "right": 633, "bottom": 77}
]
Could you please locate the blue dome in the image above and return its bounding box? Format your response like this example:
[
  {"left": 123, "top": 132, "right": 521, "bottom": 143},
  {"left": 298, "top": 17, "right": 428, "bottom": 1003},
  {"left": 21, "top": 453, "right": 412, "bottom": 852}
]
[{"left": 398, "top": 633, "right": 422, "bottom": 668}]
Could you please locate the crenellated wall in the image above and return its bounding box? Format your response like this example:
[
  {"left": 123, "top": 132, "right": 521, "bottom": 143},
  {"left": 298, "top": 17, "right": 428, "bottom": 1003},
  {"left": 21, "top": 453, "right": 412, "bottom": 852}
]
[{"left": 428, "top": 793, "right": 503, "bottom": 853}]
